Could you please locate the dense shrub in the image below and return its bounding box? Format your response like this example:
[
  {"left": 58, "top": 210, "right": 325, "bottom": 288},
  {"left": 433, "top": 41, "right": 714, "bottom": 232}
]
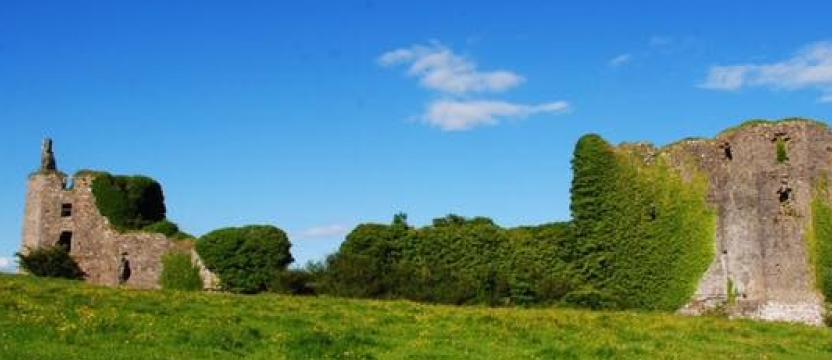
[
  {"left": 317, "top": 220, "right": 407, "bottom": 298},
  {"left": 16, "top": 246, "right": 84, "bottom": 280},
  {"left": 808, "top": 177, "right": 832, "bottom": 299},
  {"left": 319, "top": 215, "right": 576, "bottom": 306},
  {"left": 568, "top": 137, "right": 716, "bottom": 310},
  {"left": 160, "top": 251, "right": 203, "bottom": 291},
  {"left": 91, "top": 173, "right": 166, "bottom": 230},
  {"left": 504, "top": 224, "right": 579, "bottom": 305},
  {"left": 397, "top": 216, "right": 511, "bottom": 305},
  {"left": 196, "top": 225, "right": 294, "bottom": 293}
]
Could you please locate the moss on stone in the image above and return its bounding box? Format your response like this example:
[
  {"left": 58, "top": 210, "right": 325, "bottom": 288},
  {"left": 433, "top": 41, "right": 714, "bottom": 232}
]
[
  {"left": 718, "top": 118, "right": 828, "bottom": 138},
  {"left": 808, "top": 176, "right": 832, "bottom": 299}
]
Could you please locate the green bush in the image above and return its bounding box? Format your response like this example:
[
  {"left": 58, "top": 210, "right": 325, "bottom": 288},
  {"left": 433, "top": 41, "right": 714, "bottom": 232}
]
[
  {"left": 196, "top": 225, "right": 294, "bottom": 294},
  {"left": 160, "top": 252, "right": 203, "bottom": 291},
  {"left": 143, "top": 220, "right": 180, "bottom": 236},
  {"left": 16, "top": 246, "right": 84, "bottom": 280},
  {"left": 91, "top": 173, "right": 166, "bottom": 230},
  {"left": 143, "top": 220, "right": 195, "bottom": 240}
]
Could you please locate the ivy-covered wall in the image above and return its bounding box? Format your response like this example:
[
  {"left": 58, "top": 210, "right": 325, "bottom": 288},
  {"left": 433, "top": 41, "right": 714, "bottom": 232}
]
[
  {"left": 90, "top": 172, "right": 166, "bottom": 231},
  {"left": 569, "top": 135, "right": 716, "bottom": 310}
]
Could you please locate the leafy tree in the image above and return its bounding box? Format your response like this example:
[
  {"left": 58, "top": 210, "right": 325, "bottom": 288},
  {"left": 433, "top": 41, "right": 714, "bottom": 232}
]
[
  {"left": 196, "top": 225, "right": 294, "bottom": 293},
  {"left": 16, "top": 246, "right": 84, "bottom": 280},
  {"left": 321, "top": 220, "right": 405, "bottom": 298}
]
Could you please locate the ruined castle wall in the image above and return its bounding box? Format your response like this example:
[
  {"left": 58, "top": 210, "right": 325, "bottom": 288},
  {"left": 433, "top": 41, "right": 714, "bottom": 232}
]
[
  {"left": 677, "top": 122, "right": 829, "bottom": 325},
  {"left": 21, "top": 173, "right": 201, "bottom": 289}
]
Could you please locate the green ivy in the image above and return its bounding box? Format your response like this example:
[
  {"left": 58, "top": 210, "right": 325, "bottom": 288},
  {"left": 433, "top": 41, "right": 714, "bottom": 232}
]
[
  {"left": 776, "top": 138, "right": 789, "bottom": 163},
  {"left": 142, "top": 220, "right": 195, "bottom": 240},
  {"left": 568, "top": 135, "right": 716, "bottom": 310},
  {"left": 808, "top": 177, "right": 832, "bottom": 299},
  {"left": 160, "top": 251, "right": 203, "bottom": 291},
  {"left": 91, "top": 173, "right": 166, "bottom": 231}
]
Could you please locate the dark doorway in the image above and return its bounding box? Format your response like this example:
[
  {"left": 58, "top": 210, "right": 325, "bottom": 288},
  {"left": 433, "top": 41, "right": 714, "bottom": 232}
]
[
  {"left": 57, "top": 231, "right": 72, "bottom": 252},
  {"left": 118, "top": 253, "right": 131, "bottom": 284}
]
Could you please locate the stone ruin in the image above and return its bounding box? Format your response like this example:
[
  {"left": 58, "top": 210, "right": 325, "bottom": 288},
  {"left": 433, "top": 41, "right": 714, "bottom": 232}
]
[
  {"left": 666, "top": 121, "right": 830, "bottom": 325},
  {"left": 18, "top": 120, "right": 832, "bottom": 325},
  {"left": 20, "top": 139, "right": 216, "bottom": 290}
]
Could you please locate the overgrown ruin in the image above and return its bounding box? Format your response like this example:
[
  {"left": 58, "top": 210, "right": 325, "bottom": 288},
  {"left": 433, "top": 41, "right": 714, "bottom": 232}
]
[
  {"left": 20, "top": 139, "right": 216, "bottom": 289},
  {"left": 18, "top": 119, "right": 832, "bottom": 325},
  {"left": 662, "top": 120, "right": 830, "bottom": 325}
]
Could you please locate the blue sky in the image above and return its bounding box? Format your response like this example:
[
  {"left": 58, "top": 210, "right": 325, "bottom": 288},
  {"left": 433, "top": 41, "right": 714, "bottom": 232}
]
[{"left": 2, "top": 1, "right": 832, "bottom": 271}]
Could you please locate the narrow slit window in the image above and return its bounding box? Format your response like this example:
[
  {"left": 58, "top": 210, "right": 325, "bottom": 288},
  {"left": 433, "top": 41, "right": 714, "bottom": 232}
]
[{"left": 61, "top": 203, "right": 72, "bottom": 217}]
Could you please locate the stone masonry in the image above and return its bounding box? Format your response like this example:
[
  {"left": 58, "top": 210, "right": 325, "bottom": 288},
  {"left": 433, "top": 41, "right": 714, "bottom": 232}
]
[
  {"left": 669, "top": 121, "right": 830, "bottom": 325},
  {"left": 21, "top": 139, "right": 217, "bottom": 290}
]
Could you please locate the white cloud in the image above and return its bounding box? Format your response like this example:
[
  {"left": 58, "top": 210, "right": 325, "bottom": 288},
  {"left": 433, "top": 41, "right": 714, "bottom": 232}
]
[
  {"left": 378, "top": 42, "right": 524, "bottom": 95},
  {"left": 294, "top": 224, "right": 350, "bottom": 240},
  {"left": 701, "top": 41, "right": 832, "bottom": 102},
  {"left": 0, "top": 257, "right": 15, "bottom": 272},
  {"left": 424, "top": 99, "right": 571, "bottom": 131},
  {"left": 379, "top": 42, "right": 571, "bottom": 131},
  {"left": 609, "top": 53, "right": 633, "bottom": 67}
]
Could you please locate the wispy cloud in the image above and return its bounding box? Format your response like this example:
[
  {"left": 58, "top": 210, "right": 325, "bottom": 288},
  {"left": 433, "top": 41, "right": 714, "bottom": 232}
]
[
  {"left": 294, "top": 224, "right": 350, "bottom": 240},
  {"left": 700, "top": 41, "right": 832, "bottom": 102},
  {"left": 608, "top": 53, "right": 633, "bottom": 67},
  {"left": 0, "top": 256, "right": 15, "bottom": 272},
  {"left": 424, "top": 100, "right": 570, "bottom": 131},
  {"left": 378, "top": 42, "right": 524, "bottom": 95},
  {"left": 379, "top": 41, "right": 570, "bottom": 131}
]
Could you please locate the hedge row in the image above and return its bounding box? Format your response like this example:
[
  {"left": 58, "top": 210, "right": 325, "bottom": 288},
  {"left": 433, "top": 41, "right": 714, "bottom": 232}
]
[{"left": 318, "top": 215, "right": 578, "bottom": 306}]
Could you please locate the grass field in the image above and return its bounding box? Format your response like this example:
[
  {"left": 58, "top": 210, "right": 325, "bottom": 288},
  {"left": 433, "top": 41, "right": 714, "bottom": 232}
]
[{"left": 1, "top": 274, "right": 831, "bottom": 359}]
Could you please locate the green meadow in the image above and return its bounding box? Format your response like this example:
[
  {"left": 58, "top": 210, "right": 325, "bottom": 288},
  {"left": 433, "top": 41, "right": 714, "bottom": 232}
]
[{"left": 1, "top": 274, "right": 831, "bottom": 359}]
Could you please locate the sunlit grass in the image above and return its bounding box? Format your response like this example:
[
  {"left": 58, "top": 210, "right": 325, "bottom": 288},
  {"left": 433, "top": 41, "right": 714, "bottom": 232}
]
[{"left": 1, "top": 274, "right": 831, "bottom": 359}]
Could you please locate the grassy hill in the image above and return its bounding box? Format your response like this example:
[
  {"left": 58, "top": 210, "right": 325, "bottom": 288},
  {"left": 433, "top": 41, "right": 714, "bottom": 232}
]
[{"left": 1, "top": 274, "right": 831, "bottom": 359}]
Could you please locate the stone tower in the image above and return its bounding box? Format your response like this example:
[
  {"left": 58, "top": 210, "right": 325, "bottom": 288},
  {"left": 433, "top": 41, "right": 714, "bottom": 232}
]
[
  {"left": 672, "top": 121, "right": 830, "bottom": 325},
  {"left": 21, "top": 139, "right": 217, "bottom": 289}
]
